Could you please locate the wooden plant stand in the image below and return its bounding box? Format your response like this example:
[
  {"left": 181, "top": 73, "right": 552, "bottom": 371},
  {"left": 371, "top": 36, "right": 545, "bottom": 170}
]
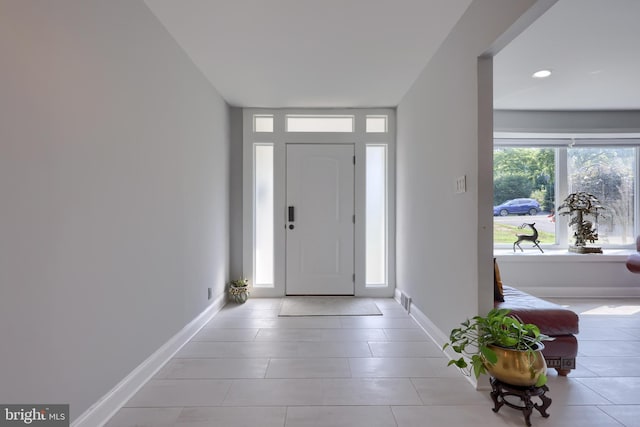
[{"left": 490, "top": 377, "right": 552, "bottom": 426}]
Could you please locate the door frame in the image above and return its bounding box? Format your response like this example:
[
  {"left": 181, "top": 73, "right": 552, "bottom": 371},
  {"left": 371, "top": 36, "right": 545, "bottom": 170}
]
[{"left": 242, "top": 108, "right": 396, "bottom": 297}]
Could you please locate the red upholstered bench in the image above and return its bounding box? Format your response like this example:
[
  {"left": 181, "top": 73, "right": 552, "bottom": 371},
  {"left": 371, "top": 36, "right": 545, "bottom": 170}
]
[{"left": 495, "top": 285, "right": 579, "bottom": 376}]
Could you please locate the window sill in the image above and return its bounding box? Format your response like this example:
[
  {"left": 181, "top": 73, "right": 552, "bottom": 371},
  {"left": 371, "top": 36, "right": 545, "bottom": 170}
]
[{"left": 494, "top": 248, "right": 634, "bottom": 262}]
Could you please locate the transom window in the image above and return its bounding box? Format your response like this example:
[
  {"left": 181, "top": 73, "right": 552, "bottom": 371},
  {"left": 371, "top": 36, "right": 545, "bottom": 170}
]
[
  {"left": 366, "top": 115, "right": 388, "bottom": 133},
  {"left": 254, "top": 115, "right": 274, "bottom": 133},
  {"left": 285, "top": 115, "right": 354, "bottom": 133}
]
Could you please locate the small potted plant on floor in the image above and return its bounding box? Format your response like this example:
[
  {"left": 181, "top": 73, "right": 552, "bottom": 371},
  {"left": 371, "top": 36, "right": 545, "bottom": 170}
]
[
  {"left": 443, "top": 308, "right": 551, "bottom": 387},
  {"left": 228, "top": 277, "right": 250, "bottom": 303}
]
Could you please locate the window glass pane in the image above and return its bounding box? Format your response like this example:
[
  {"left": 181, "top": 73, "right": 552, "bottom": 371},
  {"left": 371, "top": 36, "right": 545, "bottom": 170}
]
[
  {"left": 366, "top": 145, "right": 387, "bottom": 286},
  {"left": 254, "top": 115, "right": 274, "bottom": 133},
  {"left": 493, "top": 147, "right": 556, "bottom": 245},
  {"left": 568, "top": 147, "right": 635, "bottom": 246},
  {"left": 366, "top": 116, "right": 387, "bottom": 133},
  {"left": 286, "top": 115, "right": 354, "bottom": 132},
  {"left": 254, "top": 144, "right": 274, "bottom": 286}
]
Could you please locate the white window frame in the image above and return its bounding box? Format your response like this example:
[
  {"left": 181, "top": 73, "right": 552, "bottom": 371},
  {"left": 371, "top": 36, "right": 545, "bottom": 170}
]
[
  {"left": 243, "top": 108, "right": 396, "bottom": 297},
  {"left": 494, "top": 135, "right": 640, "bottom": 253}
]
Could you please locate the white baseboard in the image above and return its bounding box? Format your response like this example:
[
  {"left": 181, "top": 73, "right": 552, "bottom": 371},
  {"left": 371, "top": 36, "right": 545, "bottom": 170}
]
[
  {"left": 394, "top": 288, "right": 402, "bottom": 305},
  {"left": 407, "top": 303, "right": 448, "bottom": 348},
  {"left": 72, "top": 293, "right": 227, "bottom": 427},
  {"left": 406, "top": 299, "right": 479, "bottom": 389}
]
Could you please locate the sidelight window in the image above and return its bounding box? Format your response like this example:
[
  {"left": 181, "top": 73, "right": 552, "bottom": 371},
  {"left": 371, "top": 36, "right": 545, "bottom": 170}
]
[
  {"left": 366, "top": 144, "right": 388, "bottom": 286},
  {"left": 254, "top": 144, "right": 274, "bottom": 286}
]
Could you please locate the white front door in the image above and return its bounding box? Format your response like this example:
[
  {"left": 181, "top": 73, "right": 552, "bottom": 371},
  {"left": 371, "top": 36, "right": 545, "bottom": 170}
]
[{"left": 285, "top": 144, "right": 355, "bottom": 295}]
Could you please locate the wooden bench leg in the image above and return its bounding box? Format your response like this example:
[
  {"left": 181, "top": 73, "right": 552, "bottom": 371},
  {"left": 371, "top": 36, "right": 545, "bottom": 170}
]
[{"left": 545, "top": 357, "right": 575, "bottom": 377}]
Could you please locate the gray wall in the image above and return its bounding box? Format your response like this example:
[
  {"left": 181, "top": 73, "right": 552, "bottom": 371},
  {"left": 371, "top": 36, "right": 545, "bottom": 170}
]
[
  {"left": 495, "top": 110, "right": 640, "bottom": 133},
  {"left": 395, "top": 0, "right": 538, "bottom": 336},
  {"left": 496, "top": 254, "right": 640, "bottom": 297},
  {"left": 229, "top": 107, "right": 244, "bottom": 279},
  {"left": 0, "top": 1, "right": 230, "bottom": 421}
]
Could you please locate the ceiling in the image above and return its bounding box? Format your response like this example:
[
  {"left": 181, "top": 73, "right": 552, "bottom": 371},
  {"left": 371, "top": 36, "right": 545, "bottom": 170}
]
[
  {"left": 145, "top": 0, "right": 640, "bottom": 110},
  {"left": 143, "top": 0, "right": 473, "bottom": 107},
  {"left": 494, "top": 0, "right": 640, "bottom": 110}
]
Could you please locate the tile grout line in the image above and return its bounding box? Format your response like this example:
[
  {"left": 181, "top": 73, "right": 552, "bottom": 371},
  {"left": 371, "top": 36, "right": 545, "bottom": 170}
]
[{"left": 594, "top": 405, "right": 630, "bottom": 427}]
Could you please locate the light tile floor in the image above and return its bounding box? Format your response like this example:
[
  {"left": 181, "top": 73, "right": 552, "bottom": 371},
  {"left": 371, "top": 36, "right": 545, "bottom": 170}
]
[{"left": 105, "top": 297, "right": 640, "bottom": 427}]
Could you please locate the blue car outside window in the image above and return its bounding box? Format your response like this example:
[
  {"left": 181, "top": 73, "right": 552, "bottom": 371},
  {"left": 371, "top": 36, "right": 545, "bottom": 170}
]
[{"left": 493, "top": 198, "right": 539, "bottom": 216}]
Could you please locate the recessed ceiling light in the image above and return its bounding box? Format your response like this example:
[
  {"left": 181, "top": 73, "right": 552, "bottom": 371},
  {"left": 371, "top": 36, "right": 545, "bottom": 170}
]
[{"left": 532, "top": 69, "right": 552, "bottom": 79}]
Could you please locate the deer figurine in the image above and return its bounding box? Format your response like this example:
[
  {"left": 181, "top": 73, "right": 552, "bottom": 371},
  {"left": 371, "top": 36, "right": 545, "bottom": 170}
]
[{"left": 513, "top": 223, "right": 544, "bottom": 253}]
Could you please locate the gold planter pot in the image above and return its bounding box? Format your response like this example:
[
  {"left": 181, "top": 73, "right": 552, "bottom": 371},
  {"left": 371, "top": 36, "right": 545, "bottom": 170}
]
[{"left": 484, "top": 344, "right": 547, "bottom": 387}]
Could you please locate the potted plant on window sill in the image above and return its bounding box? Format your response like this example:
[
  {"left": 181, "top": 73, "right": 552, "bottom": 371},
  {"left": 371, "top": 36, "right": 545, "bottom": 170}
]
[
  {"left": 557, "top": 191, "right": 604, "bottom": 254},
  {"left": 443, "top": 308, "right": 551, "bottom": 387},
  {"left": 228, "top": 278, "right": 250, "bottom": 303}
]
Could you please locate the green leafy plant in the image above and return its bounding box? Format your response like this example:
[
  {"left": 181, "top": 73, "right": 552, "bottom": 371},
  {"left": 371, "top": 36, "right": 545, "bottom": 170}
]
[
  {"left": 442, "top": 308, "right": 550, "bottom": 386},
  {"left": 230, "top": 278, "right": 249, "bottom": 287}
]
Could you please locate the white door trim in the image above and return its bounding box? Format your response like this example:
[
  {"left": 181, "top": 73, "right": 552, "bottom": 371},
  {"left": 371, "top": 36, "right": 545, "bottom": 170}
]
[{"left": 242, "top": 108, "right": 396, "bottom": 297}]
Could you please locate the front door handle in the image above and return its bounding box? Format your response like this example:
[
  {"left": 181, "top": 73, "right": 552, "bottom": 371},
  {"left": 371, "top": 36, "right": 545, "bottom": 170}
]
[{"left": 288, "top": 206, "right": 295, "bottom": 222}]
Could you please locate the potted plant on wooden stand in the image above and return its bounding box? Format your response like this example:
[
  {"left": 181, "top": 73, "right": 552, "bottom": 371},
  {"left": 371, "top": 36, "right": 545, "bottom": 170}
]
[
  {"left": 228, "top": 278, "right": 250, "bottom": 303},
  {"left": 443, "top": 308, "right": 550, "bottom": 387},
  {"left": 443, "top": 308, "right": 553, "bottom": 425}
]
